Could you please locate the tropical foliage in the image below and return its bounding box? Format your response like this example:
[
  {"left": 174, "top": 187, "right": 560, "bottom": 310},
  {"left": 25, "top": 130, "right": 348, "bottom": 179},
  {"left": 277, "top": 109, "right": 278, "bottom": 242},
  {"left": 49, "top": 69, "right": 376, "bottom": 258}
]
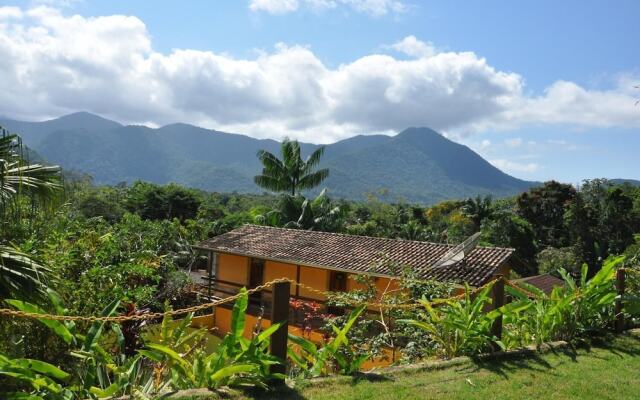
[
  {"left": 254, "top": 138, "right": 329, "bottom": 195},
  {"left": 1, "top": 128, "right": 640, "bottom": 395},
  {"left": 0, "top": 130, "right": 61, "bottom": 302}
]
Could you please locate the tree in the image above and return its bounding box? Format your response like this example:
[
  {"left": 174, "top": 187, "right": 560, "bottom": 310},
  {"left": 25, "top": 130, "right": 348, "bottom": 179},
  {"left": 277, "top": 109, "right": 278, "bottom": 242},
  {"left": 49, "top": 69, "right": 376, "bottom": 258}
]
[
  {"left": 566, "top": 179, "right": 637, "bottom": 276},
  {"left": 0, "top": 131, "right": 60, "bottom": 300},
  {"left": 462, "top": 195, "right": 493, "bottom": 229},
  {"left": 126, "top": 182, "right": 201, "bottom": 221},
  {"left": 255, "top": 189, "right": 345, "bottom": 232},
  {"left": 516, "top": 181, "right": 577, "bottom": 248},
  {"left": 481, "top": 211, "right": 538, "bottom": 276},
  {"left": 254, "top": 139, "right": 329, "bottom": 196}
]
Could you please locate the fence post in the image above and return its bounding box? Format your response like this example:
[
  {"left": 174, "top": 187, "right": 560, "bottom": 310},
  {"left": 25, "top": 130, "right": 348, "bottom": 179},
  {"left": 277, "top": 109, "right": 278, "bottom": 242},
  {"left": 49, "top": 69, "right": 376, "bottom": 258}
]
[
  {"left": 615, "top": 268, "right": 626, "bottom": 333},
  {"left": 270, "top": 281, "right": 290, "bottom": 379},
  {"left": 491, "top": 276, "right": 505, "bottom": 350}
]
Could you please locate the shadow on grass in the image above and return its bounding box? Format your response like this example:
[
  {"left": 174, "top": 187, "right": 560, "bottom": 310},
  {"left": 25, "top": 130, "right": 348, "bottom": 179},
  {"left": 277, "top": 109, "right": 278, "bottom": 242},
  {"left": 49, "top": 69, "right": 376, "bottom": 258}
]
[
  {"left": 465, "top": 350, "right": 559, "bottom": 379},
  {"left": 585, "top": 333, "right": 640, "bottom": 358},
  {"left": 348, "top": 371, "right": 394, "bottom": 384},
  {"left": 464, "top": 333, "right": 640, "bottom": 380},
  {"left": 241, "top": 384, "right": 307, "bottom": 400}
]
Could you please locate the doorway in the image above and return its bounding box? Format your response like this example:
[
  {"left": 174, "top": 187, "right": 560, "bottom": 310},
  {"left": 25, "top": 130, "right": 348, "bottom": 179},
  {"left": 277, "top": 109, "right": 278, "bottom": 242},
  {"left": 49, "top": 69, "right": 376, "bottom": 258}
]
[{"left": 249, "top": 258, "right": 265, "bottom": 306}]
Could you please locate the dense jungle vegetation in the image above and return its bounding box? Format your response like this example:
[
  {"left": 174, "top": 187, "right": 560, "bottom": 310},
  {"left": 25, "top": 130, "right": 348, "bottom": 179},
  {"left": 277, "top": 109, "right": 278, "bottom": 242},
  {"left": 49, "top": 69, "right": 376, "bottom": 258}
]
[{"left": 2, "top": 133, "right": 640, "bottom": 398}]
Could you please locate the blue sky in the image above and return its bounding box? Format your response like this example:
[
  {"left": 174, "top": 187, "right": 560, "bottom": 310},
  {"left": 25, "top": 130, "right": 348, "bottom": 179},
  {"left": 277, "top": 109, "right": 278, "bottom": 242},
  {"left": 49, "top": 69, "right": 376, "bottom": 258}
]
[{"left": 1, "top": 0, "right": 639, "bottom": 183}]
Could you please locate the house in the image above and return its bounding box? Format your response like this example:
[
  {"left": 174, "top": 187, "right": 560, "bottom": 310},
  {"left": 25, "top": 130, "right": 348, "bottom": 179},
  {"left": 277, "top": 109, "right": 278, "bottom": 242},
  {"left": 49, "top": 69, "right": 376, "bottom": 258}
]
[
  {"left": 516, "top": 273, "right": 565, "bottom": 295},
  {"left": 192, "top": 224, "right": 516, "bottom": 337}
]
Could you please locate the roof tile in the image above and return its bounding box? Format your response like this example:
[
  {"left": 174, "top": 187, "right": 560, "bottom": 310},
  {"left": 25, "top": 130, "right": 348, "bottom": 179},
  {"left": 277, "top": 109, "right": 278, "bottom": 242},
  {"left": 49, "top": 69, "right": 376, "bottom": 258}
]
[{"left": 194, "top": 225, "right": 515, "bottom": 286}]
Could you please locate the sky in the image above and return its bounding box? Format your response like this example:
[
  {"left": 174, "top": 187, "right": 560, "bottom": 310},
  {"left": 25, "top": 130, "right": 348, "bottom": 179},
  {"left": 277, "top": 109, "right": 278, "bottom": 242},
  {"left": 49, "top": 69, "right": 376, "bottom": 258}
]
[{"left": 0, "top": 0, "right": 638, "bottom": 184}]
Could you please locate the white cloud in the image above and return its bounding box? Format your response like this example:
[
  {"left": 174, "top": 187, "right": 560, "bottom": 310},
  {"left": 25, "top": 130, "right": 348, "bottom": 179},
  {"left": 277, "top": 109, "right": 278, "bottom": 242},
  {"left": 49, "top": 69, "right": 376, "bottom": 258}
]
[
  {"left": 489, "top": 159, "right": 540, "bottom": 174},
  {"left": 248, "top": 0, "right": 405, "bottom": 16},
  {"left": 249, "top": 0, "right": 300, "bottom": 14},
  {"left": 0, "top": 10, "right": 638, "bottom": 145},
  {"left": 389, "top": 35, "right": 436, "bottom": 58},
  {"left": 0, "top": 6, "right": 23, "bottom": 19}
]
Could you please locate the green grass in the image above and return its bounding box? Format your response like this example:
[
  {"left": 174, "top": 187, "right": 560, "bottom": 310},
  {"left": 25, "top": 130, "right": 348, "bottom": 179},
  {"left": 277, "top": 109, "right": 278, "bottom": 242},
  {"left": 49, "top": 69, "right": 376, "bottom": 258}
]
[
  {"left": 163, "top": 333, "right": 640, "bottom": 400},
  {"left": 259, "top": 333, "right": 640, "bottom": 400}
]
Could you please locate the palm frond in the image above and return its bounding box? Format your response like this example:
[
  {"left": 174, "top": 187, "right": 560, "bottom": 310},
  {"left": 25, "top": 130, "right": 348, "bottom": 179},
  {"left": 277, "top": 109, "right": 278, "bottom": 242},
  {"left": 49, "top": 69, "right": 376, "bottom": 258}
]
[
  {"left": 0, "top": 245, "right": 51, "bottom": 301},
  {"left": 254, "top": 175, "right": 288, "bottom": 193},
  {"left": 303, "top": 146, "right": 326, "bottom": 173},
  {"left": 298, "top": 169, "right": 329, "bottom": 191}
]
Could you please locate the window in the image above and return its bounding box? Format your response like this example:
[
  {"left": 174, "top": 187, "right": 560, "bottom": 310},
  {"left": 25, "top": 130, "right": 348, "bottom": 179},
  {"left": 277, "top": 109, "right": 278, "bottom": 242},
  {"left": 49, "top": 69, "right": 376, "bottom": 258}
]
[
  {"left": 327, "top": 271, "right": 348, "bottom": 316},
  {"left": 329, "top": 271, "right": 348, "bottom": 292}
]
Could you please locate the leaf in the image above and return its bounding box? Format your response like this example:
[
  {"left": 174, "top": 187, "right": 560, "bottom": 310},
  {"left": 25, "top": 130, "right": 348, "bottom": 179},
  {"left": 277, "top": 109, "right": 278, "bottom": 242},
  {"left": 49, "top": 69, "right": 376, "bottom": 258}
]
[
  {"left": 89, "top": 382, "right": 120, "bottom": 398},
  {"left": 256, "top": 323, "right": 280, "bottom": 344},
  {"left": 146, "top": 344, "right": 190, "bottom": 368},
  {"left": 230, "top": 289, "right": 248, "bottom": 341},
  {"left": 5, "top": 300, "right": 74, "bottom": 345},
  {"left": 210, "top": 364, "right": 256, "bottom": 383},
  {"left": 82, "top": 299, "right": 120, "bottom": 352},
  {"left": 12, "top": 359, "right": 70, "bottom": 381},
  {"left": 287, "top": 334, "right": 317, "bottom": 355}
]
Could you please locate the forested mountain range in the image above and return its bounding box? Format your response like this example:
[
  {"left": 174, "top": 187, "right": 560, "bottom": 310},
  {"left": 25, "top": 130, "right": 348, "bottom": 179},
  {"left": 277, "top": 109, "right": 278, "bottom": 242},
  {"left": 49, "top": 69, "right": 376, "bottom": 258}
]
[{"left": 0, "top": 112, "right": 537, "bottom": 204}]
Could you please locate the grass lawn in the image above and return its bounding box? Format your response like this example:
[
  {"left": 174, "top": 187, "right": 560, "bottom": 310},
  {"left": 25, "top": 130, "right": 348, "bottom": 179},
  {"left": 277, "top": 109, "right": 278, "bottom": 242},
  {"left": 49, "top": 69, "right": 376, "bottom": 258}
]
[
  {"left": 241, "top": 332, "right": 640, "bottom": 400},
  {"left": 165, "top": 332, "right": 640, "bottom": 400}
]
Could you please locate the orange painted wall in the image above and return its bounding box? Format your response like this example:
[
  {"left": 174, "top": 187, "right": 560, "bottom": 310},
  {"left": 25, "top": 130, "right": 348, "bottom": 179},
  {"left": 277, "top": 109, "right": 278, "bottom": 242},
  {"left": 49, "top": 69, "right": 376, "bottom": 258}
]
[
  {"left": 264, "top": 261, "right": 298, "bottom": 295},
  {"left": 217, "top": 253, "right": 248, "bottom": 285},
  {"left": 299, "top": 266, "right": 328, "bottom": 300}
]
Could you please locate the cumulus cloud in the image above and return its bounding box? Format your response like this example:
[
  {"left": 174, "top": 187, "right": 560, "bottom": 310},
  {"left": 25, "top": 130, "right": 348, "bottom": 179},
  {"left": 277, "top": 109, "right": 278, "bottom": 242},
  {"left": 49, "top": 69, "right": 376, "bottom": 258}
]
[
  {"left": 0, "top": 6, "right": 23, "bottom": 19},
  {"left": 389, "top": 35, "right": 436, "bottom": 58},
  {"left": 249, "top": 0, "right": 300, "bottom": 14},
  {"left": 0, "top": 8, "right": 638, "bottom": 144},
  {"left": 248, "top": 0, "right": 406, "bottom": 16}
]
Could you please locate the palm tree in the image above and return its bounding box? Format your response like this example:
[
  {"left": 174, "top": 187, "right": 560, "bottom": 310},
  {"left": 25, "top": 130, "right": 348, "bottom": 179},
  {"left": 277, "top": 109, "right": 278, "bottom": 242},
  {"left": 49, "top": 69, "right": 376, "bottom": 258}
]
[
  {"left": 462, "top": 195, "right": 493, "bottom": 229},
  {"left": 254, "top": 139, "right": 329, "bottom": 196},
  {"left": 0, "top": 130, "right": 61, "bottom": 300}
]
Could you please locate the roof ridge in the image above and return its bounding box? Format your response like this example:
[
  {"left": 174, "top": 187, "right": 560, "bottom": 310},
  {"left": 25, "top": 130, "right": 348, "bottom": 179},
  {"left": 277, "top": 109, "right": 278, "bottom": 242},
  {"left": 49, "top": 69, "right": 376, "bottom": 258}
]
[{"left": 242, "top": 224, "right": 515, "bottom": 251}]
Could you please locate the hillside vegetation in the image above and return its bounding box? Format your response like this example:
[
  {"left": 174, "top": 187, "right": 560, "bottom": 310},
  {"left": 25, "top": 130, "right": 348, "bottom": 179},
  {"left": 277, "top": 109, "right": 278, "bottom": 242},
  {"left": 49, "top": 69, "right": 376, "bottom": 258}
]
[{"left": 0, "top": 112, "right": 536, "bottom": 204}]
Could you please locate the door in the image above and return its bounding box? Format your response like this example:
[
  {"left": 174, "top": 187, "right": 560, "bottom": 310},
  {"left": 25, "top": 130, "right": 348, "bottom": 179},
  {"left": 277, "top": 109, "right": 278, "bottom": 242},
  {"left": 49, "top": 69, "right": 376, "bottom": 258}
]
[
  {"left": 249, "top": 258, "right": 265, "bottom": 306},
  {"left": 327, "top": 271, "right": 348, "bottom": 315}
]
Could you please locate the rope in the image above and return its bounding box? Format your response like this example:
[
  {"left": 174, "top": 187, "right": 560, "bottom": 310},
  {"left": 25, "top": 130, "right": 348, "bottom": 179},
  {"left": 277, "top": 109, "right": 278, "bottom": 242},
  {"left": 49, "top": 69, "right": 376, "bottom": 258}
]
[
  {"left": 503, "top": 280, "right": 544, "bottom": 300},
  {"left": 0, "top": 275, "right": 546, "bottom": 322},
  {"left": 0, "top": 277, "right": 293, "bottom": 322}
]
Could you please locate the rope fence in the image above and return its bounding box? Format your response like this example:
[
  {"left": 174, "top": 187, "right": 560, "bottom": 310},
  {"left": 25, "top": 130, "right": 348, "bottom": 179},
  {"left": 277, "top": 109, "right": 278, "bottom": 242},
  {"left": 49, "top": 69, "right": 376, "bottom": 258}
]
[{"left": 1, "top": 268, "right": 637, "bottom": 323}]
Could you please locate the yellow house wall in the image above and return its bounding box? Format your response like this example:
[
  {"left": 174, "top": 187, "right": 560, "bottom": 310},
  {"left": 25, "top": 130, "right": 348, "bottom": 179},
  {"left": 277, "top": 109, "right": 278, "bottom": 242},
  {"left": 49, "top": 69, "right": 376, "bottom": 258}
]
[
  {"left": 263, "top": 261, "right": 298, "bottom": 295},
  {"left": 298, "top": 266, "right": 329, "bottom": 300},
  {"left": 217, "top": 253, "right": 248, "bottom": 285}
]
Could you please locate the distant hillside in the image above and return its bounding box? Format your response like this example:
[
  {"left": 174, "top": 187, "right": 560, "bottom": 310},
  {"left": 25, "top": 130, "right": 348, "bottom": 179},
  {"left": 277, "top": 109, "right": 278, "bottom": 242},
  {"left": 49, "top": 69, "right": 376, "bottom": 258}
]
[
  {"left": 610, "top": 179, "right": 640, "bottom": 187},
  {"left": 0, "top": 112, "right": 538, "bottom": 204}
]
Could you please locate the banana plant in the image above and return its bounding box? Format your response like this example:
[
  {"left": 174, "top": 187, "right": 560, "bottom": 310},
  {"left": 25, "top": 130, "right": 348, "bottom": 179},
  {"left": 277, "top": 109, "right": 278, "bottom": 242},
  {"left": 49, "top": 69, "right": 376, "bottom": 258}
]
[
  {"left": 138, "top": 288, "right": 284, "bottom": 390},
  {"left": 288, "top": 305, "right": 368, "bottom": 377},
  {"left": 5, "top": 291, "right": 153, "bottom": 399},
  {"left": 0, "top": 353, "right": 73, "bottom": 400},
  {"left": 399, "top": 284, "right": 502, "bottom": 358},
  {"left": 502, "top": 256, "right": 624, "bottom": 345}
]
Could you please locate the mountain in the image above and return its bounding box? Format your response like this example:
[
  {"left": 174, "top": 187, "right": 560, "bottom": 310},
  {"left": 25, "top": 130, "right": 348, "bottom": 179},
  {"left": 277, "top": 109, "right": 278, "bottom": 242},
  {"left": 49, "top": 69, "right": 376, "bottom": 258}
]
[
  {"left": 610, "top": 179, "right": 640, "bottom": 187},
  {"left": 0, "top": 112, "right": 537, "bottom": 204}
]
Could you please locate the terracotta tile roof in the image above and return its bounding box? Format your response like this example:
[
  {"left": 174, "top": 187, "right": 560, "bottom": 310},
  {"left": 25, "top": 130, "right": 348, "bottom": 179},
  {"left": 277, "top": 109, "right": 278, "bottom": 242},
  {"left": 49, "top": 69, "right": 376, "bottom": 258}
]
[
  {"left": 194, "top": 225, "right": 515, "bottom": 287},
  {"left": 516, "top": 274, "right": 565, "bottom": 295}
]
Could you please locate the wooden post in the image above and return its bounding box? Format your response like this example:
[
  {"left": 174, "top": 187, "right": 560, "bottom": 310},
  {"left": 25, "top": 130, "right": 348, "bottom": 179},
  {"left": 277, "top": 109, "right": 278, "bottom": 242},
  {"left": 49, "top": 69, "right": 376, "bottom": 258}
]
[
  {"left": 206, "top": 251, "right": 213, "bottom": 299},
  {"left": 615, "top": 268, "right": 626, "bottom": 333},
  {"left": 491, "top": 276, "right": 505, "bottom": 350},
  {"left": 270, "top": 281, "right": 290, "bottom": 379}
]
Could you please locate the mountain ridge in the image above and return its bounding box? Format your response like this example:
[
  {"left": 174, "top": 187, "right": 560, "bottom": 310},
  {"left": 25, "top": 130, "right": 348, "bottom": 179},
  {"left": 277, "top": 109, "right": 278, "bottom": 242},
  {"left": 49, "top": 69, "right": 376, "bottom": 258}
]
[{"left": 0, "top": 112, "right": 538, "bottom": 204}]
